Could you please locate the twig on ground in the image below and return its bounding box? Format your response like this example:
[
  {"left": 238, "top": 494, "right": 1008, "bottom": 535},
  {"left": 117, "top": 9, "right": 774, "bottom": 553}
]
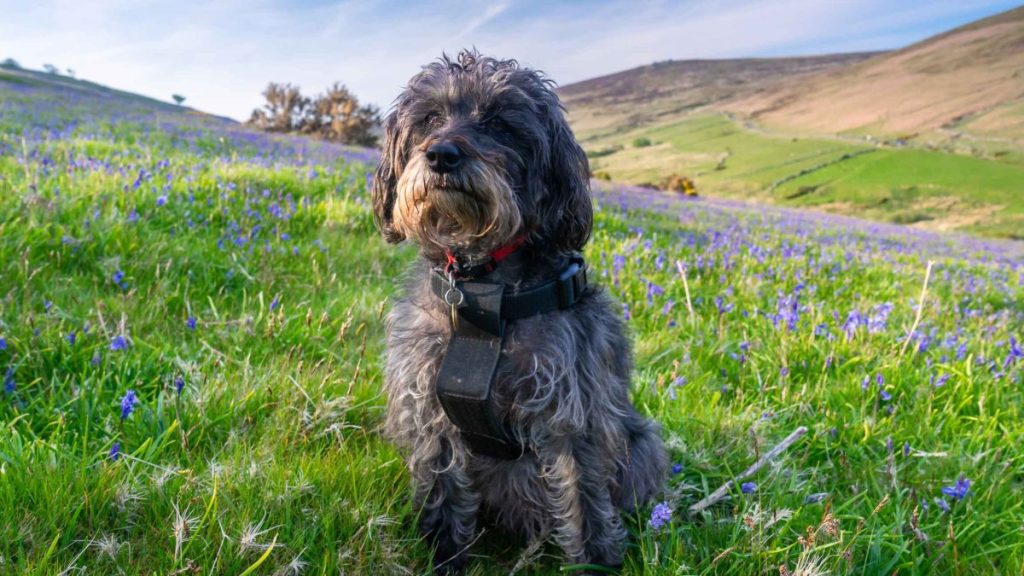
[
  {"left": 688, "top": 426, "right": 808, "bottom": 516},
  {"left": 675, "top": 261, "right": 694, "bottom": 322},
  {"left": 900, "top": 260, "right": 934, "bottom": 356}
]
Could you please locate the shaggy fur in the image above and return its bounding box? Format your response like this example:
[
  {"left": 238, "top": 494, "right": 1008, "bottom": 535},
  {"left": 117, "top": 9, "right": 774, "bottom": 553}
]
[{"left": 372, "top": 50, "right": 667, "bottom": 573}]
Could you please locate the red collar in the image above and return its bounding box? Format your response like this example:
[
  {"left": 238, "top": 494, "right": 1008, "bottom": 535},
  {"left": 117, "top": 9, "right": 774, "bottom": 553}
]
[{"left": 444, "top": 235, "right": 528, "bottom": 278}]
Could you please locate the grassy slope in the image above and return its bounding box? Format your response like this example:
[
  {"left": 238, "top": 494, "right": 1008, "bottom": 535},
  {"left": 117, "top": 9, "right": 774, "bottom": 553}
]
[
  {"left": 583, "top": 113, "right": 1024, "bottom": 239},
  {"left": 2, "top": 75, "right": 1024, "bottom": 575},
  {"left": 562, "top": 8, "right": 1024, "bottom": 240}
]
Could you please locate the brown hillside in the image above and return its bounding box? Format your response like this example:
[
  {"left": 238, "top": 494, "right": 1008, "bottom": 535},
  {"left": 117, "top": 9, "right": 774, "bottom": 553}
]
[
  {"left": 558, "top": 53, "right": 880, "bottom": 141},
  {"left": 724, "top": 7, "right": 1024, "bottom": 138}
]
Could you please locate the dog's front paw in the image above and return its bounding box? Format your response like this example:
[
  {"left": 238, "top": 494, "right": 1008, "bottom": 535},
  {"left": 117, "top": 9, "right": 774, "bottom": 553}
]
[{"left": 431, "top": 536, "right": 468, "bottom": 575}]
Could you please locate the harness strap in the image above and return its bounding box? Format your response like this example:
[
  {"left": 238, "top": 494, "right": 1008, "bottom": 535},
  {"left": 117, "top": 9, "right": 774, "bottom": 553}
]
[
  {"left": 430, "top": 256, "right": 587, "bottom": 330},
  {"left": 431, "top": 255, "right": 588, "bottom": 460}
]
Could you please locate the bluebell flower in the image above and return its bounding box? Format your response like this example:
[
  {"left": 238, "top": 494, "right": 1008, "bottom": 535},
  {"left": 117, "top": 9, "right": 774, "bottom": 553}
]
[
  {"left": 3, "top": 367, "right": 14, "bottom": 394},
  {"left": 120, "top": 390, "right": 138, "bottom": 420},
  {"left": 66, "top": 331, "right": 76, "bottom": 345},
  {"left": 935, "top": 498, "right": 950, "bottom": 513},
  {"left": 671, "top": 463, "right": 683, "bottom": 475},
  {"left": 109, "top": 442, "right": 121, "bottom": 461},
  {"left": 0, "top": 337, "right": 6, "bottom": 351},
  {"left": 186, "top": 316, "right": 197, "bottom": 330},
  {"left": 156, "top": 195, "right": 168, "bottom": 206},
  {"left": 110, "top": 335, "right": 129, "bottom": 351},
  {"left": 648, "top": 501, "right": 672, "bottom": 531},
  {"left": 741, "top": 482, "right": 757, "bottom": 494},
  {"left": 903, "top": 441, "right": 911, "bottom": 457},
  {"left": 174, "top": 375, "right": 185, "bottom": 395},
  {"left": 270, "top": 294, "right": 280, "bottom": 310},
  {"left": 880, "top": 388, "right": 892, "bottom": 402},
  {"left": 44, "top": 300, "right": 52, "bottom": 312},
  {"left": 941, "top": 476, "right": 970, "bottom": 500}
]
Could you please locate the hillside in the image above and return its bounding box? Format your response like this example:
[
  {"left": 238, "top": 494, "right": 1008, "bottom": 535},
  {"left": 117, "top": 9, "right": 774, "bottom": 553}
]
[
  {"left": 559, "top": 53, "right": 880, "bottom": 142},
  {"left": 725, "top": 6, "right": 1024, "bottom": 141},
  {"left": 2, "top": 50, "right": 1024, "bottom": 574},
  {"left": 559, "top": 7, "right": 1024, "bottom": 239}
]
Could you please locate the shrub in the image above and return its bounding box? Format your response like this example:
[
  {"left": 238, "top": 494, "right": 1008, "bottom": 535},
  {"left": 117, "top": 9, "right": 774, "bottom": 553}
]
[
  {"left": 1, "top": 58, "right": 21, "bottom": 69},
  {"left": 632, "top": 137, "right": 652, "bottom": 148},
  {"left": 248, "top": 82, "right": 379, "bottom": 146}
]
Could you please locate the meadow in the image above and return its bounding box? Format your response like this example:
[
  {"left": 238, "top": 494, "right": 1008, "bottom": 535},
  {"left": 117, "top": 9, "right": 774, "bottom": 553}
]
[
  {"left": 583, "top": 113, "right": 1024, "bottom": 240},
  {"left": 2, "top": 76, "right": 1024, "bottom": 575}
]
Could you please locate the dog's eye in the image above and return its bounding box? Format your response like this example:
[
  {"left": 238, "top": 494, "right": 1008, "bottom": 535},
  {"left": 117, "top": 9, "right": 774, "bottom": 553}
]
[
  {"left": 483, "top": 115, "right": 508, "bottom": 131},
  {"left": 424, "top": 112, "right": 442, "bottom": 128}
]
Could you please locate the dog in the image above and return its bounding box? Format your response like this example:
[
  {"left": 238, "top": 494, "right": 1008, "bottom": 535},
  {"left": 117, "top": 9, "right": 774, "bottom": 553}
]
[{"left": 371, "top": 50, "right": 667, "bottom": 573}]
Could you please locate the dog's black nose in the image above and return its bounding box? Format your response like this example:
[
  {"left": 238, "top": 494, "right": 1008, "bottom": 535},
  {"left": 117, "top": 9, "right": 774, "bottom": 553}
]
[{"left": 425, "top": 142, "right": 462, "bottom": 173}]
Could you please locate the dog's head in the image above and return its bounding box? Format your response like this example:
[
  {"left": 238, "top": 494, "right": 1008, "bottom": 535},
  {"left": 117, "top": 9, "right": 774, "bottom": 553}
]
[{"left": 371, "top": 50, "right": 592, "bottom": 260}]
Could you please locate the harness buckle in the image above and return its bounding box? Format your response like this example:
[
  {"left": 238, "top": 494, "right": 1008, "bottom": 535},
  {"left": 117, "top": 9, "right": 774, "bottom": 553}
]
[{"left": 556, "top": 259, "right": 585, "bottom": 309}]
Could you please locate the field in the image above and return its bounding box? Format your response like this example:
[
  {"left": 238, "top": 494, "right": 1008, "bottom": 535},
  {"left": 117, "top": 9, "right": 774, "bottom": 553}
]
[
  {"left": 3, "top": 76, "right": 1024, "bottom": 575},
  {"left": 583, "top": 113, "right": 1024, "bottom": 240}
]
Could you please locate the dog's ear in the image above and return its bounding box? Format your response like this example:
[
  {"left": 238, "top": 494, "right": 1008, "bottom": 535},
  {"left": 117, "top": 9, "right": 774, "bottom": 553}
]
[
  {"left": 541, "top": 102, "right": 593, "bottom": 252},
  {"left": 372, "top": 111, "right": 405, "bottom": 243}
]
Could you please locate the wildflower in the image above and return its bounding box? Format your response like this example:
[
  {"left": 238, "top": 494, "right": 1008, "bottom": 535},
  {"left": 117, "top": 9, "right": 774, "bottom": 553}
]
[
  {"left": 741, "top": 482, "right": 757, "bottom": 494},
  {"left": 110, "top": 335, "right": 129, "bottom": 351},
  {"left": 270, "top": 294, "right": 280, "bottom": 310},
  {"left": 66, "top": 331, "right": 77, "bottom": 345},
  {"left": 622, "top": 303, "right": 630, "bottom": 321},
  {"left": 934, "top": 498, "right": 950, "bottom": 513},
  {"left": 156, "top": 195, "right": 168, "bottom": 206},
  {"left": 186, "top": 316, "right": 197, "bottom": 331},
  {"left": 174, "top": 375, "right": 185, "bottom": 395},
  {"left": 44, "top": 300, "right": 52, "bottom": 312},
  {"left": 109, "top": 442, "right": 121, "bottom": 461},
  {"left": 3, "top": 367, "right": 14, "bottom": 394},
  {"left": 112, "top": 270, "right": 124, "bottom": 285},
  {"left": 0, "top": 337, "right": 6, "bottom": 350},
  {"left": 903, "top": 441, "right": 911, "bottom": 457},
  {"left": 671, "top": 463, "right": 683, "bottom": 475},
  {"left": 880, "top": 388, "right": 892, "bottom": 402},
  {"left": 941, "top": 476, "right": 970, "bottom": 500},
  {"left": 648, "top": 501, "right": 672, "bottom": 531},
  {"left": 120, "top": 390, "right": 138, "bottom": 420}
]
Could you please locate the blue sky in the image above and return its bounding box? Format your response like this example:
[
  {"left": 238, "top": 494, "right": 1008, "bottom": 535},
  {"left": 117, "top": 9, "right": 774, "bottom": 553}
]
[{"left": 1, "top": 0, "right": 1020, "bottom": 121}]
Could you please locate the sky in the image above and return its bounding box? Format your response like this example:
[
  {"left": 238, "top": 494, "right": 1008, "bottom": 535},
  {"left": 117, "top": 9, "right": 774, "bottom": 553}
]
[{"left": 1, "top": 0, "right": 1020, "bottom": 121}]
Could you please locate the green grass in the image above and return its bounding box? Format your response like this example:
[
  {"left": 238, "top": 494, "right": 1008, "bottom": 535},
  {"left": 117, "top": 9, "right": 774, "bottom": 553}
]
[
  {"left": 2, "top": 83, "right": 1024, "bottom": 574},
  {"left": 584, "top": 113, "right": 1024, "bottom": 239}
]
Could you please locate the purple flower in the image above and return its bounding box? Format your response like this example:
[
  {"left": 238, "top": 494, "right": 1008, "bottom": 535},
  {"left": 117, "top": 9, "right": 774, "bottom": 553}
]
[
  {"left": 110, "top": 335, "right": 129, "bottom": 351},
  {"left": 903, "top": 441, "right": 911, "bottom": 457},
  {"left": 44, "top": 300, "right": 52, "bottom": 312},
  {"left": 156, "top": 195, "right": 168, "bottom": 206},
  {"left": 186, "top": 316, "right": 197, "bottom": 330},
  {"left": 741, "top": 482, "right": 757, "bottom": 494},
  {"left": 120, "top": 390, "right": 138, "bottom": 420},
  {"left": 109, "top": 442, "right": 121, "bottom": 461},
  {"left": 671, "top": 463, "right": 683, "bottom": 475},
  {"left": 648, "top": 501, "right": 672, "bottom": 531},
  {"left": 66, "top": 331, "right": 77, "bottom": 345},
  {"left": 112, "top": 270, "right": 124, "bottom": 285},
  {"left": 270, "top": 294, "right": 280, "bottom": 310},
  {"left": 174, "top": 375, "right": 185, "bottom": 395},
  {"left": 3, "top": 367, "right": 14, "bottom": 394},
  {"left": 0, "top": 337, "right": 7, "bottom": 351},
  {"left": 935, "top": 498, "right": 950, "bottom": 513},
  {"left": 880, "top": 388, "right": 892, "bottom": 402},
  {"left": 941, "top": 476, "right": 970, "bottom": 500}
]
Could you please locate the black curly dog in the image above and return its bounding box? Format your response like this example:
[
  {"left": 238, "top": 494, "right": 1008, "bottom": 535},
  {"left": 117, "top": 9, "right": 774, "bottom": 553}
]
[{"left": 371, "top": 50, "right": 667, "bottom": 574}]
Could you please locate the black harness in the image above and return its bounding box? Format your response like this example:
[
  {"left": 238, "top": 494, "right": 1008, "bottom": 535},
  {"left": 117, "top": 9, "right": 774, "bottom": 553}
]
[{"left": 431, "top": 253, "right": 587, "bottom": 459}]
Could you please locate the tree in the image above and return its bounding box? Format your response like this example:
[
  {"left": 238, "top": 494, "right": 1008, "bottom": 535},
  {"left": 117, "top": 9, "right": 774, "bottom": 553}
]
[
  {"left": 302, "top": 83, "right": 379, "bottom": 146},
  {"left": 42, "top": 63, "right": 60, "bottom": 75},
  {"left": 172, "top": 94, "right": 186, "bottom": 105},
  {"left": 66, "top": 68, "right": 75, "bottom": 78},
  {"left": 248, "top": 82, "right": 308, "bottom": 133},
  {"left": 0, "top": 58, "right": 20, "bottom": 69},
  {"left": 248, "top": 82, "right": 379, "bottom": 146}
]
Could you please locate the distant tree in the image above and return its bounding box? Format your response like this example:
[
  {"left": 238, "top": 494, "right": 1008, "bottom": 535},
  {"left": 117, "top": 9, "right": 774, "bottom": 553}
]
[
  {"left": 249, "top": 82, "right": 379, "bottom": 146},
  {"left": 172, "top": 94, "right": 186, "bottom": 105},
  {"left": 42, "top": 63, "right": 60, "bottom": 75},
  {"left": 248, "top": 82, "right": 308, "bottom": 133},
  {"left": 0, "top": 58, "right": 20, "bottom": 69},
  {"left": 66, "top": 68, "right": 75, "bottom": 77},
  {"left": 301, "top": 83, "right": 379, "bottom": 146},
  {"left": 632, "top": 137, "right": 651, "bottom": 148}
]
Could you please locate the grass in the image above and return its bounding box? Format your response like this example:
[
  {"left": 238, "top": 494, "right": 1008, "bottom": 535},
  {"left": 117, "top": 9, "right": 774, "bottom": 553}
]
[
  {"left": 583, "top": 113, "right": 1024, "bottom": 239},
  {"left": 2, "top": 77, "right": 1024, "bottom": 575}
]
